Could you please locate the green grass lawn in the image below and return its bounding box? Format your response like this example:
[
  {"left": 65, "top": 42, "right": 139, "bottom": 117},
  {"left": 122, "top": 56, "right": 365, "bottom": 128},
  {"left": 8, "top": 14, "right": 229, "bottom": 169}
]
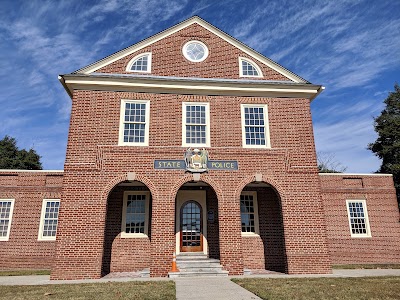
[
  {"left": 232, "top": 277, "right": 400, "bottom": 300},
  {"left": 0, "top": 281, "right": 175, "bottom": 300},
  {"left": 0, "top": 270, "right": 51, "bottom": 276}
]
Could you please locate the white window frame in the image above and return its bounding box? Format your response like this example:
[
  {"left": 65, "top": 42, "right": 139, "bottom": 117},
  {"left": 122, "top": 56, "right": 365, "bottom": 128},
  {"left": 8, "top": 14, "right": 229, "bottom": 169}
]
[
  {"left": 182, "top": 102, "right": 210, "bottom": 147},
  {"left": 346, "top": 199, "right": 371, "bottom": 238},
  {"left": 126, "top": 52, "right": 152, "bottom": 73},
  {"left": 239, "top": 57, "right": 263, "bottom": 78},
  {"left": 182, "top": 40, "right": 209, "bottom": 62},
  {"left": 241, "top": 104, "right": 271, "bottom": 148},
  {"left": 240, "top": 191, "right": 260, "bottom": 236},
  {"left": 38, "top": 199, "right": 60, "bottom": 241},
  {"left": 0, "top": 199, "right": 15, "bottom": 241},
  {"left": 118, "top": 99, "right": 150, "bottom": 146},
  {"left": 121, "top": 191, "right": 150, "bottom": 238}
]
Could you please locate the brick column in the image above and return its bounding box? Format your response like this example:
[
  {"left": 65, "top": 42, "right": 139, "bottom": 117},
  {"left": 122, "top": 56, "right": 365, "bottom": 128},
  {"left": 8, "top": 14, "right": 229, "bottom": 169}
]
[
  {"left": 149, "top": 191, "right": 176, "bottom": 277},
  {"left": 218, "top": 191, "right": 243, "bottom": 275}
]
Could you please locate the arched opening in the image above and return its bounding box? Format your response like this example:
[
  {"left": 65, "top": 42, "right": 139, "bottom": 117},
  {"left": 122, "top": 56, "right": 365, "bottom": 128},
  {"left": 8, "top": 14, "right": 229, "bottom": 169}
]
[
  {"left": 174, "top": 180, "right": 220, "bottom": 258},
  {"left": 102, "top": 180, "right": 152, "bottom": 276},
  {"left": 241, "top": 181, "right": 287, "bottom": 273}
]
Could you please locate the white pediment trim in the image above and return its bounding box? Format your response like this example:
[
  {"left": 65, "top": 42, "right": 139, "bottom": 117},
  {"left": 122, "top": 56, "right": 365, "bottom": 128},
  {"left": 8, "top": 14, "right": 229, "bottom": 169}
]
[{"left": 75, "top": 16, "right": 307, "bottom": 83}]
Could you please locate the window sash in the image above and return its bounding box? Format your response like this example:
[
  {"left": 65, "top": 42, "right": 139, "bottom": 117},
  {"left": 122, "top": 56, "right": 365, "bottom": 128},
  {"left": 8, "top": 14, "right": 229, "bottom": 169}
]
[
  {"left": 122, "top": 192, "right": 150, "bottom": 237},
  {"left": 182, "top": 102, "right": 210, "bottom": 146},
  {"left": 241, "top": 104, "right": 270, "bottom": 148},
  {"left": 119, "top": 100, "right": 150, "bottom": 146},
  {"left": 38, "top": 199, "right": 60, "bottom": 241},
  {"left": 240, "top": 192, "right": 259, "bottom": 235},
  {"left": 346, "top": 200, "right": 371, "bottom": 237},
  {"left": 0, "top": 200, "right": 14, "bottom": 241}
]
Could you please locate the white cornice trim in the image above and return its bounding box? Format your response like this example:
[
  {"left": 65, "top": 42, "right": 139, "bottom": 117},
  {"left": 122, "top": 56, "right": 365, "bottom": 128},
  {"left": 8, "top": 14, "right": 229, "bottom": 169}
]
[
  {"left": 75, "top": 16, "right": 307, "bottom": 83},
  {"left": 319, "top": 173, "right": 393, "bottom": 177},
  {"left": 62, "top": 74, "right": 320, "bottom": 99}
]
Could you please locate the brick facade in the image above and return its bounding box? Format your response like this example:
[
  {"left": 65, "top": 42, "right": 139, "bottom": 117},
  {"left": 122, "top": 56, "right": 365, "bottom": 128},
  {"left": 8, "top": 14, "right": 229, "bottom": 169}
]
[{"left": 1, "top": 16, "right": 398, "bottom": 279}]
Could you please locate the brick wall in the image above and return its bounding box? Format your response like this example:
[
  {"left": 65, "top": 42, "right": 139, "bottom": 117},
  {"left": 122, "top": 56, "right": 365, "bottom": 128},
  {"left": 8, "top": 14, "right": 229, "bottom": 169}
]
[
  {"left": 0, "top": 170, "right": 63, "bottom": 270},
  {"left": 320, "top": 174, "right": 400, "bottom": 264}
]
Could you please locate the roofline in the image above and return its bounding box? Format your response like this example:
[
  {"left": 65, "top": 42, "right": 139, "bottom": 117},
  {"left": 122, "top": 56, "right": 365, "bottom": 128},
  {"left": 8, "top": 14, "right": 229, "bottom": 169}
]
[
  {"left": 74, "top": 16, "right": 308, "bottom": 83},
  {"left": 319, "top": 173, "right": 393, "bottom": 177},
  {"left": 60, "top": 73, "right": 321, "bottom": 99}
]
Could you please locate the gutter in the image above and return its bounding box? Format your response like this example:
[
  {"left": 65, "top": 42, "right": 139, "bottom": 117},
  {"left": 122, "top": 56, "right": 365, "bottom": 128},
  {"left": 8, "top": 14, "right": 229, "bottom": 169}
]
[
  {"left": 310, "top": 86, "right": 325, "bottom": 102},
  {"left": 58, "top": 75, "right": 73, "bottom": 99}
]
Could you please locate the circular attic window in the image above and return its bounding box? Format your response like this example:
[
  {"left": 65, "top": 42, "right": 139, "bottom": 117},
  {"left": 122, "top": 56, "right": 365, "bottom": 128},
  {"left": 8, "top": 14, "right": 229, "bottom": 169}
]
[{"left": 182, "top": 41, "right": 209, "bottom": 62}]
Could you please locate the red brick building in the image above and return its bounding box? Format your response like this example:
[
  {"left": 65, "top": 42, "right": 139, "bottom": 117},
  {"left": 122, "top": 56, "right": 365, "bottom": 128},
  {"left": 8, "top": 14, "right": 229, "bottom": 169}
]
[{"left": 1, "top": 17, "right": 399, "bottom": 280}]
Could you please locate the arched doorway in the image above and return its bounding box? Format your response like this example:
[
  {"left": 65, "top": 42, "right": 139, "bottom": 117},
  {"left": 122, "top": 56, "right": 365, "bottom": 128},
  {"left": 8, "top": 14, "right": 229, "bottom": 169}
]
[
  {"left": 102, "top": 180, "right": 152, "bottom": 276},
  {"left": 240, "top": 181, "right": 287, "bottom": 273},
  {"left": 175, "top": 181, "right": 220, "bottom": 258}
]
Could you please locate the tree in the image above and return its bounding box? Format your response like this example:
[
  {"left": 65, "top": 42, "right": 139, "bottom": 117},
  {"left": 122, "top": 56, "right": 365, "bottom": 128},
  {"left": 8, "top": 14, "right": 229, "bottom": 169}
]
[
  {"left": 368, "top": 83, "right": 400, "bottom": 205},
  {"left": 317, "top": 151, "right": 347, "bottom": 173},
  {"left": 0, "top": 135, "right": 42, "bottom": 170}
]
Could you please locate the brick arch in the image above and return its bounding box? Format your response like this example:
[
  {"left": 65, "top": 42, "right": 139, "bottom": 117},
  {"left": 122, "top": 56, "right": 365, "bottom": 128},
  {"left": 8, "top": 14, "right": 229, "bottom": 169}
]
[
  {"left": 169, "top": 173, "right": 223, "bottom": 200},
  {"left": 234, "top": 174, "right": 286, "bottom": 202},
  {"left": 101, "top": 173, "right": 157, "bottom": 201}
]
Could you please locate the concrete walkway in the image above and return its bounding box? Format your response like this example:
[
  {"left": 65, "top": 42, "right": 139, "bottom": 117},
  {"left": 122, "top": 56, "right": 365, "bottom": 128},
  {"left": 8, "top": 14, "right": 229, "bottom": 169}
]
[{"left": 1, "top": 269, "right": 400, "bottom": 300}]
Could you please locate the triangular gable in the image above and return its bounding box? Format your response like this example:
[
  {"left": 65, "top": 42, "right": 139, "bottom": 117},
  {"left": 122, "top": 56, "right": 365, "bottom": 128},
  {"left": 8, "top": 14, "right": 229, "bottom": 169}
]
[{"left": 74, "top": 16, "right": 307, "bottom": 83}]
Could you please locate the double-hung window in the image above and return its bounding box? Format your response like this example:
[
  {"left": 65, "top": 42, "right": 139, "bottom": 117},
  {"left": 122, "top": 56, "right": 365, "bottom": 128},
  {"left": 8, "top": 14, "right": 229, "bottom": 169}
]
[
  {"left": 182, "top": 102, "right": 210, "bottom": 147},
  {"left": 0, "top": 199, "right": 15, "bottom": 241},
  {"left": 121, "top": 191, "right": 150, "bottom": 238},
  {"left": 346, "top": 200, "right": 371, "bottom": 237},
  {"left": 241, "top": 104, "right": 271, "bottom": 148},
  {"left": 240, "top": 192, "right": 259, "bottom": 235},
  {"left": 119, "top": 100, "right": 150, "bottom": 146},
  {"left": 38, "top": 199, "right": 60, "bottom": 241}
]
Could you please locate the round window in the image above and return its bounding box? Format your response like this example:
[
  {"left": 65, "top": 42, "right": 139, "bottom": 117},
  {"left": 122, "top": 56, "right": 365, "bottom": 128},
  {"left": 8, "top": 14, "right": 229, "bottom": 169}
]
[{"left": 182, "top": 41, "right": 209, "bottom": 62}]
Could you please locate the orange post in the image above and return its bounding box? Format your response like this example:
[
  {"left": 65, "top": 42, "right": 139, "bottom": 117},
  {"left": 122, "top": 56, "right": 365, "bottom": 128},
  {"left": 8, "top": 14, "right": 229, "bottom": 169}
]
[{"left": 171, "top": 251, "right": 179, "bottom": 272}]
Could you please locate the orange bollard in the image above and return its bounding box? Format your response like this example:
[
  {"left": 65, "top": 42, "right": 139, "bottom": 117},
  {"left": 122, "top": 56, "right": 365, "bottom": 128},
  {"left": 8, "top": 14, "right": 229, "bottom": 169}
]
[{"left": 171, "top": 251, "right": 179, "bottom": 272}]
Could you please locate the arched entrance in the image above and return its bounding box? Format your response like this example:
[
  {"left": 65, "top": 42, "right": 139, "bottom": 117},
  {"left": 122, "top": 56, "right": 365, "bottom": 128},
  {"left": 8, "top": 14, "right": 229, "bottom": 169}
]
[
  {"left": 102, "top": 180, "right": 152, "bottom": 276},
  {"left": 175, "top": 181, "right": 220, "bottom": 258},
  {"left": 240, "top": 181, "right": 287, "bottom": 273}
]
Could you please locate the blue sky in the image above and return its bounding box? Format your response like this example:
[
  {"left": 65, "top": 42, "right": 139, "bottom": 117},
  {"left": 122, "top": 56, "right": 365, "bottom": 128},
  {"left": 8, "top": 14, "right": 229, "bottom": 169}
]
[{"left": 0, "top": 0, "right": 399, "bottom": 172}]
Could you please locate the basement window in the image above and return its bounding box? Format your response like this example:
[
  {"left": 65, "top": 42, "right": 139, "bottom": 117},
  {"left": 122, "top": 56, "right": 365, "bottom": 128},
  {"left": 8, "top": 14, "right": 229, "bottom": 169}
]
[
  {"left": 126, "top": 52, "right": 152, "bottom": 73},
  {"left": 38, "top": 199, "right": 60, "bottom": 241},
  {"left": 346, "top": 200, "right": 371, "bottom": 238},
  {"left": 0, "top": 199, "right": 15, "bottom": 241}
]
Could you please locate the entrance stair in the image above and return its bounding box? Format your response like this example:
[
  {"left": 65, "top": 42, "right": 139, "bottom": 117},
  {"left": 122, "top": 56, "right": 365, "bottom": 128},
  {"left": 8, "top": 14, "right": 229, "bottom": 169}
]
[{"left": 168, "top": 253, "right": 229, "bottom": 278}]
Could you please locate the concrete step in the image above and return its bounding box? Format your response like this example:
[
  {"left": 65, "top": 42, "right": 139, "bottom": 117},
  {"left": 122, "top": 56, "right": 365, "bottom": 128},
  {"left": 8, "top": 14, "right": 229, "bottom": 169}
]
[
  {"left": 170, "top": 253, "right": 228, "bottom": 278},
  {"left": 169, "top": 270, "right": 229, "bottom": 278}
]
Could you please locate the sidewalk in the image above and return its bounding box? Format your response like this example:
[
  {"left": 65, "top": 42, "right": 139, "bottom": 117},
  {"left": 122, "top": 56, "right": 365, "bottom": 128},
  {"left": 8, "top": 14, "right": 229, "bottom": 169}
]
[{"left": 0, "top": 269, "right": 399, "bottom": 300}]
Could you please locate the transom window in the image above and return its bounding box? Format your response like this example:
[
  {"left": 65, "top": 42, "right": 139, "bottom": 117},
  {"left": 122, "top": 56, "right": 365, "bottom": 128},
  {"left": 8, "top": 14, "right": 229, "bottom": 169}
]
[
  {"left": 182, "top": 41, "right": 209, "bottom": 62},
  {"left": 118, "top": 100, "right": 150, "bottom": 146},
  {"left": 38, "top": 199, "right": 60, "bottom": 241},
  {"left": 122, "top": 191, "right": 150, "bottom": 238},
  {"left": 241, "top": 104, "right": 271, "bottom": 148},
  {"left": 0, "top": 199, "right": 14, "bottom": 241},
  {"left": 126, "top": 53, "right": 152, "bottom": 73},
  {"left": 182, "top": 102, "right": 210, "bottom": 147},
  {"left": 239, "top": 57, "right": 263, "bottom": 77},
  {"left": 240, "top": 192, "right": 259, "bottom": 235},
  {"left": 346, "top": 200, "right": 371, "bottom": 237}
]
